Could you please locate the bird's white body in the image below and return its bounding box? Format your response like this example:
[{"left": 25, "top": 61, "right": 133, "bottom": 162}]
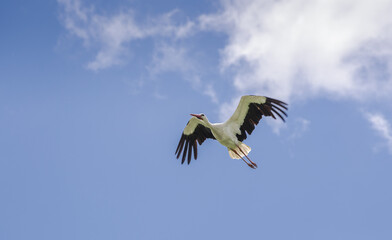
[
  {"left": 184, "top": 118, "right": 240, "bottom": 148},
  {"left": 176, "top": 95, "right": 288, "bottom": 168},
  {"left": 206, "top": 123, "right": 237, "bottom": 148},
  {"left": 192, "top": 119, "right": 251, "bottom": 159}
]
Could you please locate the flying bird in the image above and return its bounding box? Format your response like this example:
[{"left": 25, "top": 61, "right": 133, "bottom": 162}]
[{"left": 175, "top": 95, "right": 288, "bottom": 169}]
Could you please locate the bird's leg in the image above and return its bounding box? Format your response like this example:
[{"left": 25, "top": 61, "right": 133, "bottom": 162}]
[
  {"left": 236, "top": 144, "right": 258, "bottom": 168},
  {"left": 232, "top": 149, "right": 255, "bottom": 169}
]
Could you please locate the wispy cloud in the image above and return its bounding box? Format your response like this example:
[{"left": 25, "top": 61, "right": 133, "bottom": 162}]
[
  {"left": 148, "top": 43, "right": 196, "bottom": 78},
  {"left": 58, "top": 0, "right": 196, "bottom": 70},
  {"left": 203, "top": 84, "right": 218, "bottom": 104},
  {"left": 200, "top": 0, "right": 392, "bottom": 101},
  {"left": 289, "top": 118, "right": 310, "bottom": 139},
  {"left": 366, "top": 113, "right": 392, "bottom": 154},
  {"left": 58, "top": 0, "right": 219, "bottom": 102},
  {"left": 148, "top": 43, "right": 218, "bottom": 103}
]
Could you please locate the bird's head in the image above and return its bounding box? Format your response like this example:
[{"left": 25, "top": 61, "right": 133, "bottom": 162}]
[{"left": 190, "top": 113, "right": 207, "bottom": 121}]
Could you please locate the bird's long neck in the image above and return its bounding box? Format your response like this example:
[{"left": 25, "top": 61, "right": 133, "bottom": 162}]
[{"left": 201, "top": 119, "right": 213, "bottom": 128}]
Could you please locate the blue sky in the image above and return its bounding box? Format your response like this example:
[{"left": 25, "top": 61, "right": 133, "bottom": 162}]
[{"left": 1, "top": 0, "right": 392, "bottom": 239}]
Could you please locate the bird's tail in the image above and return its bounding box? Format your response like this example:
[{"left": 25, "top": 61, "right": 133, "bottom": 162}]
[{"left": 228, "top": 142, "right": 251, "bottom": 159}]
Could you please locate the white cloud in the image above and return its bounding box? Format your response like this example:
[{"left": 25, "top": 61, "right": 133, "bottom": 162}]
[
  {"left": 366, "top": 113, "right": 392, "bottom": 154},
  {"left": 57, "top": 0, "right": 196, "bottom": 70},
  {"left": 200, "top": 0, "right": 392, "bottom": 102},
  {"left": 198, "top": 0, "right": 392, "bottom": 136}
]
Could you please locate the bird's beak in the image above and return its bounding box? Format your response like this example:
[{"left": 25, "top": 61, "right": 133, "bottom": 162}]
[{"left": 190, "top": 114, "right": 203, "bottom": 120}]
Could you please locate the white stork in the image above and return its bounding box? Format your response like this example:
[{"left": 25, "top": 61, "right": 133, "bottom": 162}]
[{"left": 175, "top": 95, "right": 288, "bottom": 169}]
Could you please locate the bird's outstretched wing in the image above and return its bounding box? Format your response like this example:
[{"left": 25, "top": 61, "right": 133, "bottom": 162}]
[
  {"left": 225, "top": 95, "right": 288, "bottom": 142},
  {"left": 175, "top": 117, "right": 215, "bottom": 164}
]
